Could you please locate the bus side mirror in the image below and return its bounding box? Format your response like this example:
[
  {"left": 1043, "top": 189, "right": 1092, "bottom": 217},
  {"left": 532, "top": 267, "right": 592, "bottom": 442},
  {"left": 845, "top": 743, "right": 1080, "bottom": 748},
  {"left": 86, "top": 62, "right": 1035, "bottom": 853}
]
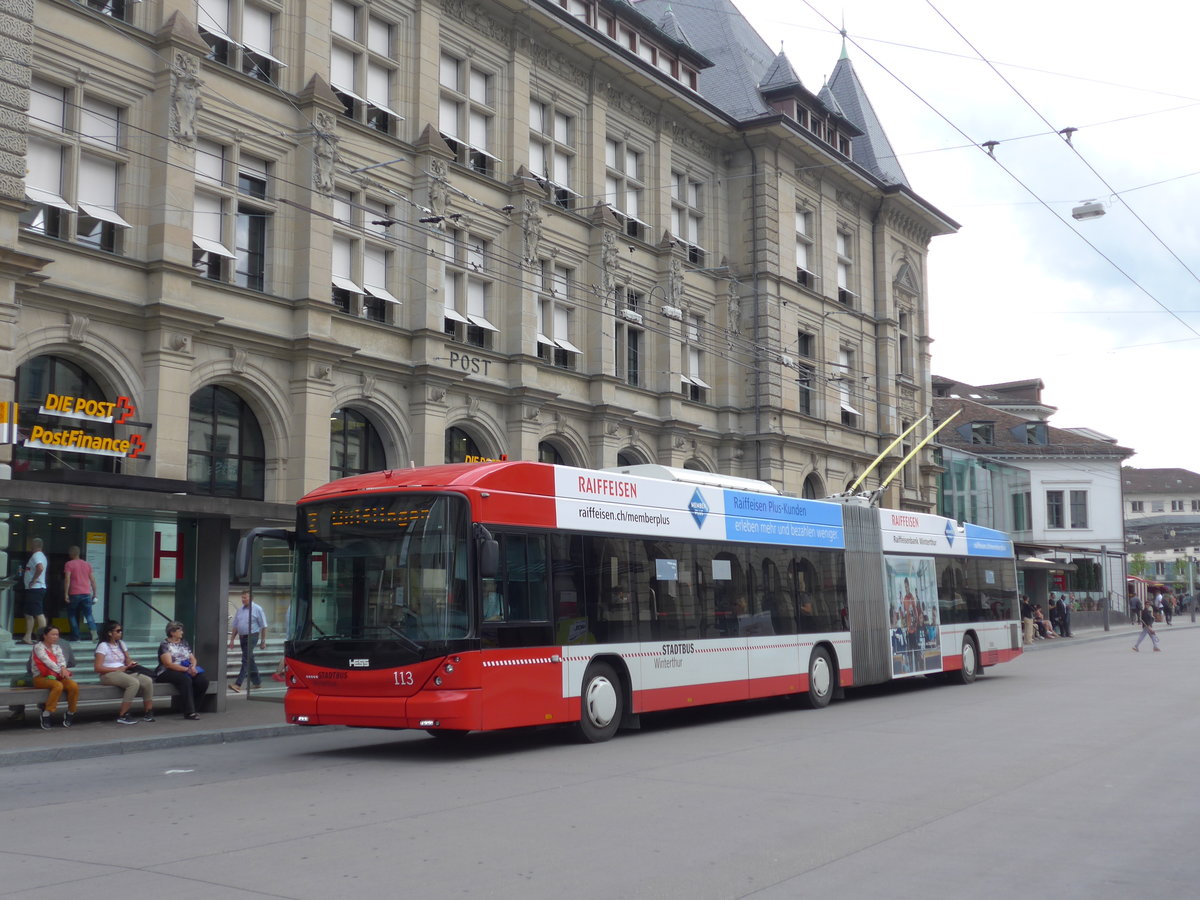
[
  {"left": 235, "top": 527, "right": 294, "bottom": 579},
  {"left": 478, "top": 539, "right": 499, "bottom": 579}
]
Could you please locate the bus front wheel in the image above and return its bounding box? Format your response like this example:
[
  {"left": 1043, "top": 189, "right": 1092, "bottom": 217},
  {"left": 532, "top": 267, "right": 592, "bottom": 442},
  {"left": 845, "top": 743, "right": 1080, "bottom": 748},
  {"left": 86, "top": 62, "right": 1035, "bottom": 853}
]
[
  {"left": 578, "top": 663, "right": 623, "bottom": 742},
  {"left": 801, "top": 647, "right": 834, "bottom": 709},
  {"left": 955, "top": 637, "right": 979, "bottom": 685}
]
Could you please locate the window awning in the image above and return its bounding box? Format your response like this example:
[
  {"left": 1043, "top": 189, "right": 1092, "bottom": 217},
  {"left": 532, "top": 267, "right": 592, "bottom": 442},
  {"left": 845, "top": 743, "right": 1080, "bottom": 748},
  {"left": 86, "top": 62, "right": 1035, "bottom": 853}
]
[
  {"left": 443, "top": 307, "right": 469, "bottom": 324},
  {"left": 840, "top": 401, "right": 861, "bottom": 416},
  {"left": 332, "top": 275, "right": 364, "bottom": 293},
  {"left": 193, "top": 236, "right": 236, "bottom": 258},
  {"left": 364, "top": 284, "right": 401, "bottom": 304},
  {"left": 25, "top": 187, "right": 74, "bottom": 211},
  {"left": 467, "top": 314, "right": 499, "bottom": 332},
  {"left": 78, "top": 203, "right": 131, "bottom": 228},
  {"left": 554, "top": 337, "right": 581, "bottom": 354}
]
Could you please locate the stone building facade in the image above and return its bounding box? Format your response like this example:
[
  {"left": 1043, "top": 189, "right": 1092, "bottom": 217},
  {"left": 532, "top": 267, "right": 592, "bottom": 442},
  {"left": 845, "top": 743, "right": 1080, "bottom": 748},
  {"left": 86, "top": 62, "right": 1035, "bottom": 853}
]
[{"left": 0, "top": 0, "right": 955, "bottom": 673}]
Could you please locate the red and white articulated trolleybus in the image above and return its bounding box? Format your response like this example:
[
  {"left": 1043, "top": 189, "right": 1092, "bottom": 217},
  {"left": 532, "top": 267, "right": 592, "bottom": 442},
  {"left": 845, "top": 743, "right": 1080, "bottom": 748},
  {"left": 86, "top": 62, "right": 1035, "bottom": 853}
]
[{"left": 238, "top": 462, "right": 1021, "bottom": 742}]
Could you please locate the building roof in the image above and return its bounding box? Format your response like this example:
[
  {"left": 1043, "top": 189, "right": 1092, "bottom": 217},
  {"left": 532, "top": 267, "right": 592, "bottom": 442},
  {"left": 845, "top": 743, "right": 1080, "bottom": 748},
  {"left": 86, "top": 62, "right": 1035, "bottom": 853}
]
[
  {"left": 822, "top": 54, "right": 908, "bottom": 187},
  {"left": 758, "top": 50, "right": 804, "bottom": 93},
  {"left": 933, "top": 396, "right": 1133, "bottom": 459},
  {"left": 1123, "top": 467, "right": 1200, "bottom": 494}
]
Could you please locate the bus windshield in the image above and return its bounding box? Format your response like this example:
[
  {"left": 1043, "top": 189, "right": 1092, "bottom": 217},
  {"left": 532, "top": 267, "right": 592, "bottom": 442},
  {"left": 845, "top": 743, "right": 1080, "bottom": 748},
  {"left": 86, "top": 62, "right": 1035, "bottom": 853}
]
[{"left": 293, "top": 493, "right": 471, "bottom": 644}]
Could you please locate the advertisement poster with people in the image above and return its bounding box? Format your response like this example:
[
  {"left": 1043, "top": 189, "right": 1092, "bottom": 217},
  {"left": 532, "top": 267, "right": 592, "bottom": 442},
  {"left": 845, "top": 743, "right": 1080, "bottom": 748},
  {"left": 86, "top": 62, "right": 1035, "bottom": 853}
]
[{"left": 885, "top": 555, "right": 941, "bottom": 677}]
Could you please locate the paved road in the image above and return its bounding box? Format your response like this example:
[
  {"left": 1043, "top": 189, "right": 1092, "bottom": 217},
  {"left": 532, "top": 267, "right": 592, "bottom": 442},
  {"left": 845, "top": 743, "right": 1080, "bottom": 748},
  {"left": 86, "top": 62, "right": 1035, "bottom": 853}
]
[{"left": 2, "top": 627, "right": 1196, "bottom": 899}]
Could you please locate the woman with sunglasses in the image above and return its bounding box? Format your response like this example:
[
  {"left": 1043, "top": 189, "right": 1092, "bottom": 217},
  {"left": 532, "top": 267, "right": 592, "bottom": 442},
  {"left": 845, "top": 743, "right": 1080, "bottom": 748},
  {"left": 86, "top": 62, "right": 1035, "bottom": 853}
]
[
  {"left": 156, "top": 621, "right": 209, "bottom": 720},
  {"left": 94, "top": 620, "right": 156, "bottom": 725}
]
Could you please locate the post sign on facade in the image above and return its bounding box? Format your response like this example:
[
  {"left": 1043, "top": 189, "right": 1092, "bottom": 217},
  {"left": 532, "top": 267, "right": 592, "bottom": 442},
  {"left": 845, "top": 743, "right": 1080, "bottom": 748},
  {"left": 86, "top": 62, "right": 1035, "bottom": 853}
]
[{"left": 17, "top": 393, "right": 148, "bottom": 459}]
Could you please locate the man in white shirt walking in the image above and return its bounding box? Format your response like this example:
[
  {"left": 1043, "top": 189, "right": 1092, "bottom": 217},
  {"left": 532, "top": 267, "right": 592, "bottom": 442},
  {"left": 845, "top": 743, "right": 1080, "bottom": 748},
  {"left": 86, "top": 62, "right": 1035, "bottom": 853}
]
[{"left": 228, "top": 589, "right": 268, "bottom": 691}]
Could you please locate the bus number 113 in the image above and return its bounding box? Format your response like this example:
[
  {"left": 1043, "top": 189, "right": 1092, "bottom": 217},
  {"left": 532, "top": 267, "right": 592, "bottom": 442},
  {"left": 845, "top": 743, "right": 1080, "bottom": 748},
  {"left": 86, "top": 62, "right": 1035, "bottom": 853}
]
[{"left": 393, "top": 671, "right": 414, "bottom": 686}]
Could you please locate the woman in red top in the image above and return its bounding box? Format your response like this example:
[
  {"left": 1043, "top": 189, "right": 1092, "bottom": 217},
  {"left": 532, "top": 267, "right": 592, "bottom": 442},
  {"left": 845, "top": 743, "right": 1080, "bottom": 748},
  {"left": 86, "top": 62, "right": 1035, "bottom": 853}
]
[{"left": 31, "top": 626, "right": 80, "bottom": 729}]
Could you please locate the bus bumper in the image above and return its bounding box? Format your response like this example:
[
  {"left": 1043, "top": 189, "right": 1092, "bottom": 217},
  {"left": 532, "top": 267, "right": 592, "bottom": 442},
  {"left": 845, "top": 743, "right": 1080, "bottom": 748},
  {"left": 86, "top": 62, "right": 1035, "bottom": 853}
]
[{"left": 285, "top": 689, "right": 482, "bottom": 731}]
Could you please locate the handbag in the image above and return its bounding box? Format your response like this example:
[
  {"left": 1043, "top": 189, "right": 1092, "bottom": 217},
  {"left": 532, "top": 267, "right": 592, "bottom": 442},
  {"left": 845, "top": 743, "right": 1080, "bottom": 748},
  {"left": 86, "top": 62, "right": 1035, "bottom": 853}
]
[{"left": 128, "top": 664, "right": 155, "bottom": 678}]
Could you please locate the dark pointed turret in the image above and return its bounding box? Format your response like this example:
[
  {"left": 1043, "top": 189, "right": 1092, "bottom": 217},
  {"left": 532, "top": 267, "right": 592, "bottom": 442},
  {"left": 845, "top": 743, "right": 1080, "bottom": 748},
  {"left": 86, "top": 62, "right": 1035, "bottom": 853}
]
[
  {"left": 823, "top": 52, "right": 908, "bottom": 187},
  {"left": 759, "top": 49, "right": 803, "bottom": 93}
]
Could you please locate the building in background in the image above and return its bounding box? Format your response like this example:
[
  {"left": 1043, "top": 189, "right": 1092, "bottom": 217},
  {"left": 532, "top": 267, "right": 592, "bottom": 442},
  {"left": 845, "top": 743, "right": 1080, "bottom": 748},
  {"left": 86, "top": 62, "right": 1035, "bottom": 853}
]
[
  {"left": 0, "top": 0, "right": 958, "bottom": 677},
  {"left": 1122, "top": 467, "right": 1200, "bottom": 591},
  {"left": 933, "top": 376, "right": 1132, "bottom": 609}
]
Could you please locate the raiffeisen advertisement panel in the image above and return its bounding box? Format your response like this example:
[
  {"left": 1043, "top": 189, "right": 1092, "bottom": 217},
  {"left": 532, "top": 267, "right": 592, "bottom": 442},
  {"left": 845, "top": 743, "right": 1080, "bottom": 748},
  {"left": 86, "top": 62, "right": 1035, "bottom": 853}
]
[
  {"left": 880, "top": 511, "right": 1012, "bottom": 558},
  {"left": 553, "top": 468, "right": 845, "bottom": 549}
]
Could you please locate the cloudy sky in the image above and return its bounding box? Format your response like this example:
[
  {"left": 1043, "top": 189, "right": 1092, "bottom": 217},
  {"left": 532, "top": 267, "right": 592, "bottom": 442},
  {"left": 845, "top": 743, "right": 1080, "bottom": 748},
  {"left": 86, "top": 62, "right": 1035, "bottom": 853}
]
[{"left": 734, "top": 0, "right": 1199, "bottom": 474}]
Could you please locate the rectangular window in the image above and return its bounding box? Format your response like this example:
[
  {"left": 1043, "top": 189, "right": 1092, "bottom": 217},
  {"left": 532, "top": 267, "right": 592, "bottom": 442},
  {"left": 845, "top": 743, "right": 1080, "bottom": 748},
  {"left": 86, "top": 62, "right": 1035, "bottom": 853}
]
[
  {"left": 1170, "top": 499, "right": 1185, "bottom": 512},
  {"left": 193, "top": 142, "right": 274, "bottom": 288},
  {"left": 529, "top": 100, "right": 576, "bottom": 209},
  {"left": 441, "top": 52, "right": 496, "bottom": 175},
  {"left": 670, "top": 170, "right": 705, "bottom": 265},
  {"left": 235, "top": 205, "right": 267, "bottom": 291},
  {"left": 1130, "top": 500, "right": 1144, "bottom": 512},
  {"left": 443, "top": 230, "right": 496, "bottom": 347},
  {"left": 837, "top": 348, "right": 858, "bottom": 427},
  {"left": 198, "top": 0, "right": 286, "bottom": 83},
  {"left": 897, "top": 310, "right": 912, "bottom": 377},
  {"left": 1192, "top": 500, "right": 1200, "bottom": 512},
  {"left": 1151, "top": 501, "right": 1164, "bottom": 513},
  {"left": 24, "top": 85, "right": 130, "bottom": 252},
  {"left": 970, "top": 422, "right": 994, "bottom": 445},
  {"left": 615, "top": 289, "right": 644, "bottom": 386},
  {"left": 84, "top": 0, "right": 132, "bottom": 21},
  {"left": 605, "top": 138, "right": 646, "bottom": 239},
  {"left": 836, "top": 229, "right": 854, "bottom": 305},
  {"left": 794, "top": 208, "right": 815, "bottom": 287},
  {"left": 1011, "top": 491, "right": 1032, "bottom": 531},
  {"left": 1070, "top": 490, "right": 1089, "bottom": 528},
  {"left": 681, "top": 314, "right": 710, "bottom": 402},
  {"left": 330, "top": 4, "right": 401, "bottom": 132},
  {"left": 797, "top": 363, "right": 815, "bottom": 416},
  {"left": 1046, "top": 490, "right": 1065, "bottom": 529}
]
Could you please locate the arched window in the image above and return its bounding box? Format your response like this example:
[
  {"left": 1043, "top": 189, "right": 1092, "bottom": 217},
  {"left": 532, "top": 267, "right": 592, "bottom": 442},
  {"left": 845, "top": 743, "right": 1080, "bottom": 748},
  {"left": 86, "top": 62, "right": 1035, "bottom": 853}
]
[
  {"left": 802, "top": 474, "right": 823, "bottom": 499},
  {"left": 683, "top": 459, "right": 708, "bottom": 472},
  {"left": 616, "top": 449, "right": 642, "bottom": 468},
  {"left": 187, "top": 385, "right": 265, "bottom": 498},
  {"left": 330, "top": 408, "right": 386, "bottom": 481},
  {"left": 14, "top": 355, "right": 117, "bottom": 474},
  {"left": 538, "top": 441, "right": 565, "bottom": 465},
  {"left": 444, "top": 426, "right": 483, "bottom": 463}
]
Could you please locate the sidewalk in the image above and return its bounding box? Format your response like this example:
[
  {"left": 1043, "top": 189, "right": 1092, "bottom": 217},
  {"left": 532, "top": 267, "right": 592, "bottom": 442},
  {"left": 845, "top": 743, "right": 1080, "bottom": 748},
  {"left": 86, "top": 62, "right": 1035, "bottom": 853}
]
[
  {"left": 1022, "top": 617, "right": 1200, "bottom": 650},
  {"left": 6, "top": 619, "right": 1196, "bottom": 767},
  {"left": 0, "top": 685, "right": 336, "bottom": 767}
]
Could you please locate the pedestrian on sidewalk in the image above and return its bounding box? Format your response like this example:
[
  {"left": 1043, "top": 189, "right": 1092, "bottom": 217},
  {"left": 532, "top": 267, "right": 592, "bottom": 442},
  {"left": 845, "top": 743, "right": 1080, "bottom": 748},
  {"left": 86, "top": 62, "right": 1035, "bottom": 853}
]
[
  {"left": 62, "top": 545, "right": 98, "bottom": 643},
  {"left": 228, "top": 589, "right": 268, "bottom": 692},
  {"left": 95, "top": 620, "right": 156, "bottom": 725},
  {"left": 156, "top": 621, "right": 209, "bottom": 720},
  {"left": 1020, "top": 595, "right": 1035, "bottom": 645},
  {"left": 1132, "top": 603, "right": 1161, "bottom": 652},
  {"left": 20, "top": 537, "right": 48, "bottom": 645},
  {"left": 31, "top": 626, "right": 79, "bottom": 728}
]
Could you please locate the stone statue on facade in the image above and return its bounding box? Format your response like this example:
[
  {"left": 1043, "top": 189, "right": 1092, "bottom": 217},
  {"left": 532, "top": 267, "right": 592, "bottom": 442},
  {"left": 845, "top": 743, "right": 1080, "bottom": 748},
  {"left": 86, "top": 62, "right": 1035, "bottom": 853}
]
[
  {"left": 727, "top": 277, "right": 742, "bottom": 335},
  {"left": 522, "top": 197, "right": 543, "bottom": 263},
  {"left": 667, "top": 257, "right": 685, "bottom": 309},
  {"left": 428, "top": 158, "right": 449, "bottom": 224},
  {"left": 600, "top": 230, "right": 624, "bottom": 300},
  {"left": 170, "top": 52, "right": 203, "bottom": 145},
  {"left": 312, "top": 111, "right": 339, "bottom": 195}
]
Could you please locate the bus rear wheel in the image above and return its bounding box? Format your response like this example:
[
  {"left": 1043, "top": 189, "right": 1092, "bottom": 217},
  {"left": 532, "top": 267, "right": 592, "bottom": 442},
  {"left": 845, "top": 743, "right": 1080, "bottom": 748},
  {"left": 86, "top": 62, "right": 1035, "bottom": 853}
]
[
  {"left": 801, "top": 647, "right": 834, "bottom": 709},
  {"left": 577, "top": 662, "right": 622, "bottom": 742},
  {"left": 955, "top": 636, "right": 979, "bottom": 685}
]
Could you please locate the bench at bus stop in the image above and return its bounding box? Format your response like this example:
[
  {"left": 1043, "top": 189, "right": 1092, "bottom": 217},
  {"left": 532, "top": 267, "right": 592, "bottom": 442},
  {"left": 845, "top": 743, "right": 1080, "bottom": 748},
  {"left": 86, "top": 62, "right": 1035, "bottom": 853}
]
[{"left": 0, "top": 680, "right": 219, "bottom": 714}]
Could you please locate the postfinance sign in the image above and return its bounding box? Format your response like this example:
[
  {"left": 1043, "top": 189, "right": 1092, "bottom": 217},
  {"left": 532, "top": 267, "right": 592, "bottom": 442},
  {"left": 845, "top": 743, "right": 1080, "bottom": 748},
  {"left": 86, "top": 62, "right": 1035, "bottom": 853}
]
[{"left": 23, "top": 392, "right": 148, "bottom": 459}]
